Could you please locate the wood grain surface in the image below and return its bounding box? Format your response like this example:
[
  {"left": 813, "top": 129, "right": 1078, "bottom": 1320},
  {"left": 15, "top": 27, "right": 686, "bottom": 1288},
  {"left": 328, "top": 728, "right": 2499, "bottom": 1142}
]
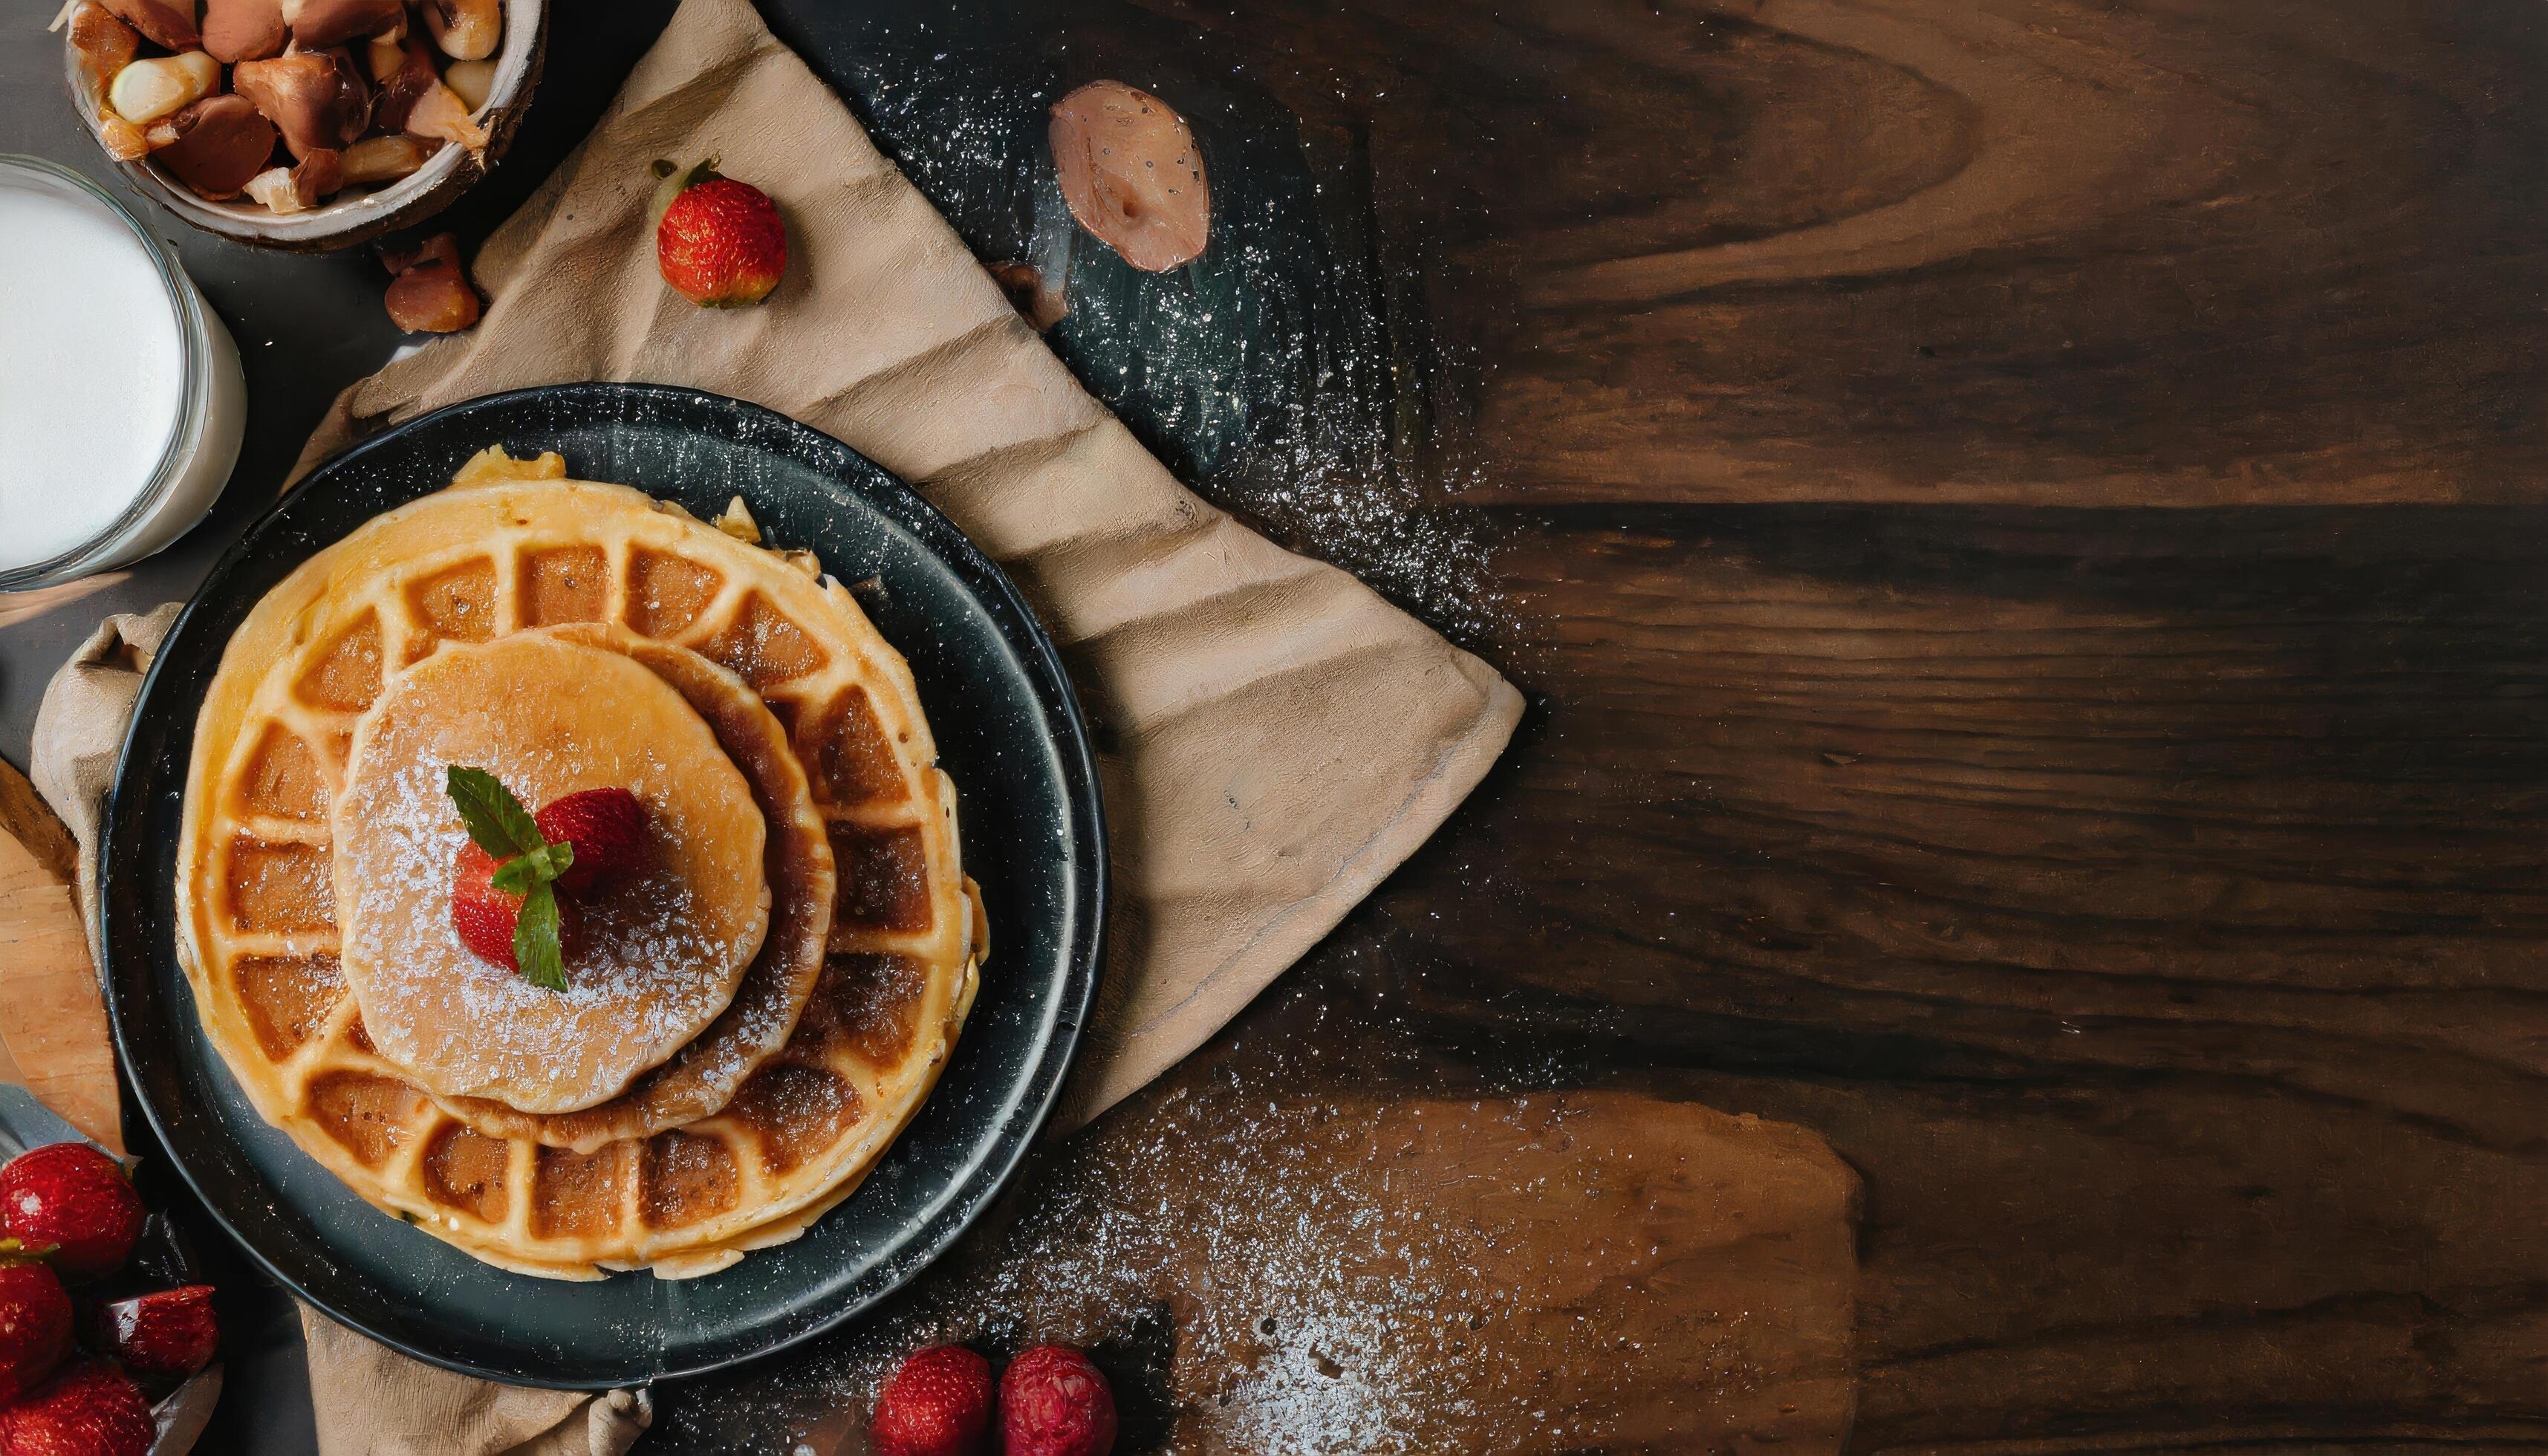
[
  {"left": 671, "top": 1, "right": 2548, "bottom": 1446},
  {"left": 1355, "top": 507, "right": 2548, "bottom": 1449},
  {"left": 0, "top": 761, "right": 119, "bottom": 1153},
  {"left": 662, "top": 1083, "right": 1859, "bottom": 1452},
  {"left": 1133, "top": 0, "right": 2548, "bottom": 507}
]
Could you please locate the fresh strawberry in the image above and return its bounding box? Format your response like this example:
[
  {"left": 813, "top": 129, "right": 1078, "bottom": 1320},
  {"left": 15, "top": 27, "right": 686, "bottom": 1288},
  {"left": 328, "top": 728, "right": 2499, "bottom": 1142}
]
[
  {"left": 654, "top": 160, "right": 788, "bottom": 306},
  {"left": 1000, "top": 1345, "right": 1117, "bottom": 1456},
  {"left": 0, "top": 1260, "right": 70, "bottom": 1404},
  {"left": 533, "top": 787, "right": 648, "bottom": 895},
  {"left": 0, "top": 1362, "right": 153, "bottom": 1456},
  {"left": 449, "top": 842, "right": 582, "bottom": 973},
  {"left": 0, "top": 1146, "right": 141, "bottom": 1282},
  {"left": 870, "top": 1344, "right": 994, "bottom": 1456},
  {"left": 91, "top": 1284, "right": 217, "bottom": 1378}
]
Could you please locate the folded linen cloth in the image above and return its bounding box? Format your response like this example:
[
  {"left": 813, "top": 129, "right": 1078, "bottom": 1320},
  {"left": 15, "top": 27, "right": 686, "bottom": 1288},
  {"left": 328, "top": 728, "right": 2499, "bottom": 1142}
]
[
  {"left": 298, "top": 0, "right": 1520, "bottom": 1134},
  {"left": 30, "top": 0, "right": 1518, "bottom": 1444}
]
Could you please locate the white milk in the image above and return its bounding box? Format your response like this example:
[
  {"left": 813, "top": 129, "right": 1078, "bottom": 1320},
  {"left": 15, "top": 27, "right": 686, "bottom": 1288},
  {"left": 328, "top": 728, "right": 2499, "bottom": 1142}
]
[{"left": 0, "top": 159, "right": 243, "bottom": 583}]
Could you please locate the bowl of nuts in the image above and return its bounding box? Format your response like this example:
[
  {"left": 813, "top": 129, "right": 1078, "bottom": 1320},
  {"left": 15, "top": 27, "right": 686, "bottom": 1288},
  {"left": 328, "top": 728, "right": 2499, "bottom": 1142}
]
[{"left": 59, "top": 0, "right": 545, "bottom": 250}]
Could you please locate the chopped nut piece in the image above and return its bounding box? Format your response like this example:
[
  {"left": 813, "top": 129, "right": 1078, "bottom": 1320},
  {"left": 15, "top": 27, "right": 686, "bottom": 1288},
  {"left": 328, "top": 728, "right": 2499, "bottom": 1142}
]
[
  {"left": 451, "top": 445, "right": 566, "bottom": 485},
  {"left": 289, "top": 0, "right": 401, "bottom": 48},
  {"left": 98, "top": 114, "right": 151, "bottom": 161},
  {"left": 420, "top": 0, "right": 499, "bottom": 61},
  {"left": 66, "top": 4, "right": 148, "bottom": 158},
  {"left": 443, "top": 58, "right": 495, "bottom": 111},
  {"left": 383, "top": 259, "right": 480, "bottom": 332},
  {"left": 341, "top": 133, "right": 431, "bottom": 186},
  {"left": 234, "top": 50, "right": 368, "bottom": 157},
  {"left": 108, "top": 51, "right": 219, "bottom": 126},
  {"left": 383, "top": 233, "right": 480, "bottom": 334},
  {"left": 714, "top": 496, "right": 761, "bottom": 544},
  {"left": 378, "top": 231, "right": 460, "bottom": 274},
  {"left": 99, "top": 0, "right": 196, "bottom": 51},
  {"left": 153, "top": 94, "right": 278, "bottom": 200},
  {"left": 66, "top": 3, "right": 138, "bottom": 91},
  {"left": 989, "top": 261, "right": 1069, "bottom": 330},
  {"left": 290, "top": 146, "right": 343, "bottom": 204},
  {"left": 780, "top": 548, "right": 822, "bottom": 579},
  {"left": 368, "top": 33, "right": 438, "bottom": 132},
  {"left": 201, "top": 0, "right": 285, "bottom": 63},
  {"left": 241, "top": 166, "right": 304, "bottom": 213},
  {"left": 404, "top": 78, "right": 490, "bottom": 153}
]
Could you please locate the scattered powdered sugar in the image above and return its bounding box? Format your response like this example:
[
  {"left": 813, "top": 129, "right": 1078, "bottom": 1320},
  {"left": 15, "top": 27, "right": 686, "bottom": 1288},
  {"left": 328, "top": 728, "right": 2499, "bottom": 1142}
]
[{"left": 657, "top": 1063, "right": 1661, "bottom": 1453}]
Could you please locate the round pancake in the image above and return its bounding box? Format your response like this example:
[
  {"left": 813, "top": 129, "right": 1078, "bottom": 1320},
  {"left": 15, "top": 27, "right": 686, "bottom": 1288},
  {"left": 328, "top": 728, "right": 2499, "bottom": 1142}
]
[
  {"left": 335, "top": 631, "right": 770, "bottom": 1114},
  {"left": 426, "top": 625, "right": 835, "bottom": 1154},
  {"left": 176, "top": 472, "right": 978, "bottom": 1278}
]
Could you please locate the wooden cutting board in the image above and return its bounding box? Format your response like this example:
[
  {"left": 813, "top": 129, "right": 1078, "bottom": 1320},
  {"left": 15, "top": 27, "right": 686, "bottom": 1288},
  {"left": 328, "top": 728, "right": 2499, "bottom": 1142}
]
[{"left": 0, "top": 757, "right": 121, "bottom": 1153}]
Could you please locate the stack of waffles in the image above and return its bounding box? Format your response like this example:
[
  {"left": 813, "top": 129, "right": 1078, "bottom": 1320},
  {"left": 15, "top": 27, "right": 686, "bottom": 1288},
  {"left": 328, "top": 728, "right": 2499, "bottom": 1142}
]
[{"left": 175, "top": 450, "right": 982, "bottom": 1279}]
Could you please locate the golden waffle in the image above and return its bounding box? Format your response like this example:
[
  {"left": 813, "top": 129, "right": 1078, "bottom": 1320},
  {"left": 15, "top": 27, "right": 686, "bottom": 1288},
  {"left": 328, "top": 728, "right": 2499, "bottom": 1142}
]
[
  {"left": 176, "top": 472, "right": 980, "bottom": 1278},
  {"left": 335, "top": 630, "right": 775, "bottom": 1115}
]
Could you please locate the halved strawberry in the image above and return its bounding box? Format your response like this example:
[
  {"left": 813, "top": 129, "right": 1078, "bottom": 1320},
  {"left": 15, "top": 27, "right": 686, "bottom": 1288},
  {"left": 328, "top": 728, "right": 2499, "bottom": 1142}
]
[
  {"left": 450, "top": 842, "right": 582, "bottom": 973},
  {"left": 533, "top": 787, "right": 647, "bottom": 894},
  {"left": 91, "top": 1284, "right": 217, "bottom": 1378}
]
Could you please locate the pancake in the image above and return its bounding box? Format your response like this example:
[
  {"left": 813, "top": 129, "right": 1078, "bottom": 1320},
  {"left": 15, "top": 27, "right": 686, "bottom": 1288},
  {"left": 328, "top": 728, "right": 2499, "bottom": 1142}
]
[
  {"left": 424, "top": 625, "right": 834, "bottom": 1154},
  {"left": 176, "top": 469, "right": 979, "bottom": 1278},
  {"left": 334, "top": 631, "right": 771, "bottom": 1114}
]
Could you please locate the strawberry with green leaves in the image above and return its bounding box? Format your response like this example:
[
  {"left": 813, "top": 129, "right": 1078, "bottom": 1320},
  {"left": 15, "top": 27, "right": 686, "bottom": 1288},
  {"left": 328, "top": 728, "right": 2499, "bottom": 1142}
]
[{"left": 444, "top": 768, "right": 650, "bottom": 989}]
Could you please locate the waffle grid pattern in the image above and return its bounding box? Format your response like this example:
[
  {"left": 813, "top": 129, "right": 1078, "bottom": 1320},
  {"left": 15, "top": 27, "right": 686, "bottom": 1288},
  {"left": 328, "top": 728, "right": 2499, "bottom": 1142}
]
[{"left": 177, "top": 480, "right": 979, "bottom": 1279}]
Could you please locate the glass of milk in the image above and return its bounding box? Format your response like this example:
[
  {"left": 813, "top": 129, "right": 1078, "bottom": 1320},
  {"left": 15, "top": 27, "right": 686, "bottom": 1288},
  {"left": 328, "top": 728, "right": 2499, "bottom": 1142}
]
[{"left": 0, "top": 155, "right": 245, "bottom": 590}]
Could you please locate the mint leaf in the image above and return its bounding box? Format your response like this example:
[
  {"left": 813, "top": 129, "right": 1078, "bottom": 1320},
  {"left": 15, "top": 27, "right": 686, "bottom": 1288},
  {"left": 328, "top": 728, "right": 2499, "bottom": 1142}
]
[
  {"left": 515, "top": 881, "right": 567, "bottom": 992},
  {"left": 446, "top": 766, "right": 545, "bottom": 859},
  {"left": 490, "top": 841, "right": 574, "bottom": 894}
]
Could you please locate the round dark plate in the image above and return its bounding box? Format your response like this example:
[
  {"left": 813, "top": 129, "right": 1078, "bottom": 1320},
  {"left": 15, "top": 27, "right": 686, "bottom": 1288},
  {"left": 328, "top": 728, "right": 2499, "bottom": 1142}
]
[{"left": 97, "top": 383, "right": 1106, "bottom": 1388}]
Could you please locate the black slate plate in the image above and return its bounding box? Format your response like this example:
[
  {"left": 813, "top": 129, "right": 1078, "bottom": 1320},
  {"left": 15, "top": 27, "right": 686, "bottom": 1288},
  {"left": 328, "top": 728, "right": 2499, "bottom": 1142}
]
[{"left": 97, "top": 383, "right": 1107, "bottom": 1388}]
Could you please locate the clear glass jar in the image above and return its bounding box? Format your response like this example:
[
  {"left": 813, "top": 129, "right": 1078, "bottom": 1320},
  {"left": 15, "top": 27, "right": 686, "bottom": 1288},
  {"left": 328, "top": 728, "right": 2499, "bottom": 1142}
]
[{"left": 0, "top": 155, "right": 245, "bottom": 591}]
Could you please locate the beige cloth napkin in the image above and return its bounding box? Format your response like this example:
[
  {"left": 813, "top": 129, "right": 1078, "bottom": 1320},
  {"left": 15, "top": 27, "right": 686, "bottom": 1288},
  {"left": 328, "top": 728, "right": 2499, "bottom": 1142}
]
[
  {"left": 296, "top": 0, "right": 1522, "bottom": 1129},
  {"left": 28, "top": 605, "right": 178, "bottom": 961},
  {"left": 31, "top": 611, "right": 652, "bottom": 1456}
]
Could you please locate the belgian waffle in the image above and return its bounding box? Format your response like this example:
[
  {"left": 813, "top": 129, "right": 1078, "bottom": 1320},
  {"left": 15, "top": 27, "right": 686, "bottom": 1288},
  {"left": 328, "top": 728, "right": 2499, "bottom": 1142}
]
[{"left": 176, "top": 469, "right": 980, "bottom": 1278}]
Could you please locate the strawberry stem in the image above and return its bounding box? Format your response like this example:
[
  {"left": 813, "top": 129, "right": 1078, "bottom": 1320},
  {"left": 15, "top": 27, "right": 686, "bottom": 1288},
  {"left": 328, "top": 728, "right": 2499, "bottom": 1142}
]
[{"left": 0, "top": 1235, "right": 61, "bottom": 1265}]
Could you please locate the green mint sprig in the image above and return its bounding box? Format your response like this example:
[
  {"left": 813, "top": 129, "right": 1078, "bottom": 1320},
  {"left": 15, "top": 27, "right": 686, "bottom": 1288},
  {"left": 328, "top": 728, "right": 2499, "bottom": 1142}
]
[{"left": 445, "top": 765, "right": 576, "bottom": 992}]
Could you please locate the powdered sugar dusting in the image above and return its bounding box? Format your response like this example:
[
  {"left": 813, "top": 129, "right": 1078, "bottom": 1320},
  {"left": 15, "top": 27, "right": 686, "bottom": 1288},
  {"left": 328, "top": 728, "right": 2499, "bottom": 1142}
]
[
  {"left": 655, "top": 1076, "right": 1740, "bottom": 1452},
  {"left": 330, "top": 635, "right": 771, "bottom": 1114},
  {"left": 339, "top": 756, "right": 744, "bottom": 1108}
]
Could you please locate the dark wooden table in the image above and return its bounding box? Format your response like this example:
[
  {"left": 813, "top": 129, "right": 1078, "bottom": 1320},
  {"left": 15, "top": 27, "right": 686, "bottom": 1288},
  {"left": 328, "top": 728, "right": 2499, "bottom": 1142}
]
[{"left": 7, "top": 1, "right": 2547, "bottom": 1450}]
